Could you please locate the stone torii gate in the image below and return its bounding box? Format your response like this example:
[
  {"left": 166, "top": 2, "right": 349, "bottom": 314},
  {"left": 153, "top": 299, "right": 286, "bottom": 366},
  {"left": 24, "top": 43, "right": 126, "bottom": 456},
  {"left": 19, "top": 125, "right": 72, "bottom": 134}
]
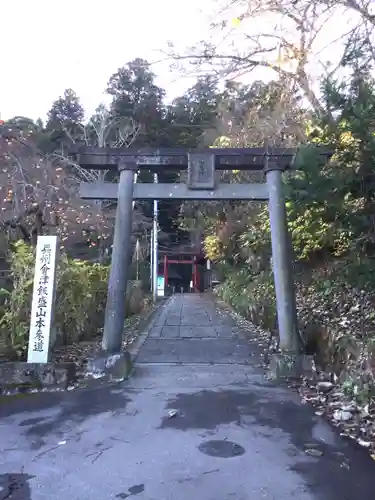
[{"left": 72, "top": 146, "right": 329, "bottom": 371}]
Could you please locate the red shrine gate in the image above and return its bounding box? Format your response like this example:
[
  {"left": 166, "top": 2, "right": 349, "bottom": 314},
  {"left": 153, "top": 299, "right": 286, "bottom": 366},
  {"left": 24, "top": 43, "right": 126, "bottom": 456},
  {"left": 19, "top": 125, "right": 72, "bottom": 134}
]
[{"left": 163, "top": 254, "right": 201, "bottom": 292}]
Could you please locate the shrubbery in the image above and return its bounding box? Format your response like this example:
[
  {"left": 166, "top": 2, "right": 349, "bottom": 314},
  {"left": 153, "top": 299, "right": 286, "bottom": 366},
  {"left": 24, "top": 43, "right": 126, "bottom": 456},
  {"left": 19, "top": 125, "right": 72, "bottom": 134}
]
[
  {"left": 217, "top": 268, "right": 276, "bottom": 333},
  {"left": 0, "top": 241, "right": 147, "bottom": 360}
]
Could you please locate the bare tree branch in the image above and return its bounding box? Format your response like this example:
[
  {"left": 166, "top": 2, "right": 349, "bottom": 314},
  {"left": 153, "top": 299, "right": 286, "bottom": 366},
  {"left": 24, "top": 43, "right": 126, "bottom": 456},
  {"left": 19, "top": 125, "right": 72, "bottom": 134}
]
[{"left": 164, "top": 0, "right": 375, "bottom": 118}]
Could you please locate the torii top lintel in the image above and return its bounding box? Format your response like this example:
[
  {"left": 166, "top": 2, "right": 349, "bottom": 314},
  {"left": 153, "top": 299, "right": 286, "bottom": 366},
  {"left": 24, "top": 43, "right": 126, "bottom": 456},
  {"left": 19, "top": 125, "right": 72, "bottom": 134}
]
[{"left": 69, "top": 146, "right": 331, "bottom": 171}]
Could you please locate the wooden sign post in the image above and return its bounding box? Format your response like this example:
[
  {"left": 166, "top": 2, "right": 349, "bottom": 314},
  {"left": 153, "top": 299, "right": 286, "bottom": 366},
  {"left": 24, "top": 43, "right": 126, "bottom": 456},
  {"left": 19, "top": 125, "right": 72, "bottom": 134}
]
[{"left": 27, "top": 235, "right": 58, "bottom": 364}]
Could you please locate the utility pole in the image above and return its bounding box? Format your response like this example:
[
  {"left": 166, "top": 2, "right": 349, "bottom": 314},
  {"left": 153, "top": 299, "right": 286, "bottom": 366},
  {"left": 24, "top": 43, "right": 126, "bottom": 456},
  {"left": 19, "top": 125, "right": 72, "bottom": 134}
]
[
  {"left": 152, "top": 173, "right": 158, "bottom": 302},
  {"left": 132, "top": 172, "right": 138, "bottom": 209},
  {"left": 135, "top": 239, "right": 140, "bottom": 281},
  {"left": 150, "top": 229, "right": 153, "bottom": 293}
]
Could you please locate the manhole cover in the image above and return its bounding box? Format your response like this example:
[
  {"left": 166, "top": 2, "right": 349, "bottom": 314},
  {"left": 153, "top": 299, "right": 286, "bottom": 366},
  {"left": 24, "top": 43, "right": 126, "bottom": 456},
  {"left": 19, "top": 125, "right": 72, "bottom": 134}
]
[{"left": 198, "top": 440, "right": 245, "bottom": 458}]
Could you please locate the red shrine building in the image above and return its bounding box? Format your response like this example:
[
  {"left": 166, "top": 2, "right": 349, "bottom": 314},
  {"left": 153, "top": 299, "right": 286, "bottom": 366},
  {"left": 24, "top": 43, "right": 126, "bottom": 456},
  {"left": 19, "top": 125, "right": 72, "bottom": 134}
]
[{"left": 157, "top": 238, "right": 212, "bottom": 294}]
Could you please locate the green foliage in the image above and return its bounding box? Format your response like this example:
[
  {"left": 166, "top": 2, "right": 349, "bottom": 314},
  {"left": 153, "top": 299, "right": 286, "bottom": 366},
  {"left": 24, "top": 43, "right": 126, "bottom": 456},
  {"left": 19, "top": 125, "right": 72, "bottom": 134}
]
[
  {"left": 47, "top": 88, "right": 84, "bottom": 128},
  {"left": 217, "top": 70, "right": 375, "bottom": 265},
  {"left": 45, "top": 88, "right": 85, "bottom": 152},
  {"left": 217, "top": 268, "right": 276, "bottom": 331},
  {"left": 287, "top": 71, "right": 375, "bottom": 259},
  {"left": 203, "top": 235, "right": 223, "bottom": 261},
  {"left": 0, "top": 241, "right": 35, "bottom": 358},
  {"left": 0, "top": 241, "right": 145, "bottom": 361},
  {"left": 54, "top": 256, "right": 109, "bottom": 347},
  {"left": 107, "top": 58, "right": 165, "bottom": 147},
  {"left": 166, "top": 76, "right": 220, "bottom": 147}
]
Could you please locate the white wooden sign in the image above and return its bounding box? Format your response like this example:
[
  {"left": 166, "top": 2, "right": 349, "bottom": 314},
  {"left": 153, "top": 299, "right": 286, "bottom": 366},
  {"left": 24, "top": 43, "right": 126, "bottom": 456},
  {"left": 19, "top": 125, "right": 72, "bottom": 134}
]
[
  {"left": 27, "top": 235, "right": 58, "bottom": 363},
  {"left": 157, "top": 276, "right": 165, "bottom": 297}
]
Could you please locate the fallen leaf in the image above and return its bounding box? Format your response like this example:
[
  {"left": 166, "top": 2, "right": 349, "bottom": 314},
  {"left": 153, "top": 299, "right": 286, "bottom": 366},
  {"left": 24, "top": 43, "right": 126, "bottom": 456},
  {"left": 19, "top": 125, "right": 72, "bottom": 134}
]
[
  {"left": 305, "top": 448, "right": 323, "bottom": 457},
  {"left": 358, "top": 439, "right": 371, "bottom": 448}
]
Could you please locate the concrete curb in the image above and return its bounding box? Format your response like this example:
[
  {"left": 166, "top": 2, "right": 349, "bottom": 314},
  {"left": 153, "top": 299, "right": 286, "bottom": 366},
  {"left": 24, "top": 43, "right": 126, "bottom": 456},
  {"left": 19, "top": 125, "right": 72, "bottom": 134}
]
[
  {"left": 129, "top": 296, "right": 173, "bottom": 361},
  {"left": 0, "top": 362, "right": 77, "bottom": 395},
  {"left": 214, "top": 296, "right": 316, "bottom": 381},
  {"left": 82, "top": 297, "right": 171, "bottom": 383},
  {"left": 0, "top": 299, "right": 170, "bottom": 396},
  {"left": 267, "top": 352, "right": 315, "bottom": 381}
]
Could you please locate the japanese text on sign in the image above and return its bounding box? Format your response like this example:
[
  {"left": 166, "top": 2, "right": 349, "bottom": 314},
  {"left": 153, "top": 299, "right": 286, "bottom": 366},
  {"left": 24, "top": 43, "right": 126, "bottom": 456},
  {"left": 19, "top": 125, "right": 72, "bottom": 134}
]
[{"left": 27, "top": 236, "right": 58, "bottom": 363}]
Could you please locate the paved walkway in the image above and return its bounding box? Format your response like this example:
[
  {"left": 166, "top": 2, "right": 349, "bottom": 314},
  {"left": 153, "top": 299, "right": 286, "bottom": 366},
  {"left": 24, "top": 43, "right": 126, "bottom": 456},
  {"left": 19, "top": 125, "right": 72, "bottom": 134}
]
[
  {"left": 1, "top": 294, "right": 375, "bottom": 500},
  {"left": 137, "top": 294, "right": 251, "bottom": 364}
]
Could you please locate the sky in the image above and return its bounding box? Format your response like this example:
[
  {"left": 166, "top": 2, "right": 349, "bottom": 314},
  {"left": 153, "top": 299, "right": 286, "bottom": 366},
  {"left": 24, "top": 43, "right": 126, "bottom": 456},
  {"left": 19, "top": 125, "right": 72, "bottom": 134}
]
[
  {"left": 1, "top": 0, "right": 214, "bottom": 122},
  {"left": 1, "top": 0, "right": 357, "bottom": 123}
]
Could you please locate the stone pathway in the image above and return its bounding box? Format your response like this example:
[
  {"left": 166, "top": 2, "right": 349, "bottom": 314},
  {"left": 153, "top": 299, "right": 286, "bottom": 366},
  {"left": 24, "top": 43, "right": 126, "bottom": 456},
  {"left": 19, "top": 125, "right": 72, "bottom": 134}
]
[
  {"left": 137, "top": 294, "right": 251, "bottom": 364},
  {"left": 1, "top": 294, "right": 375, "bottom": 500}
]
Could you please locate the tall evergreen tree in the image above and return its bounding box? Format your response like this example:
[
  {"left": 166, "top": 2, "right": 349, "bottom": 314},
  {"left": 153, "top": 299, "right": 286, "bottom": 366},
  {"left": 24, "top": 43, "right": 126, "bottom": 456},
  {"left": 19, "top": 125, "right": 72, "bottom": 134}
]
[
  {"left": 165, "top": 76, "right": 219, "bottom": 147},
  {"left": 45, "top": 89, "right": 84, "bottom": 151},
  {"left": 106, "top": 58, "right": 165, "bottom": 146}
]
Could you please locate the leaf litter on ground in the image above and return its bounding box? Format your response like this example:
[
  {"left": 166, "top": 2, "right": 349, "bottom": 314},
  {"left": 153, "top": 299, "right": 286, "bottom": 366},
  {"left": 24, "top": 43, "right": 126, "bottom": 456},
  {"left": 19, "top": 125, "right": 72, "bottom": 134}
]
[
  {"left": 52, "top": 303, "right": 155, "bottom": 377},
  {"left": 215, "top": 295, "right": 375, "bottom": 461}
]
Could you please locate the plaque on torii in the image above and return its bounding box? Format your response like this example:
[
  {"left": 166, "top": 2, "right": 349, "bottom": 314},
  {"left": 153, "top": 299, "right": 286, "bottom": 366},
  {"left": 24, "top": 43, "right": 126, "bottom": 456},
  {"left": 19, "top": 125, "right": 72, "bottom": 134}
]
[{"left": 187, "top": 153, "right": 216, "bottom": 190}]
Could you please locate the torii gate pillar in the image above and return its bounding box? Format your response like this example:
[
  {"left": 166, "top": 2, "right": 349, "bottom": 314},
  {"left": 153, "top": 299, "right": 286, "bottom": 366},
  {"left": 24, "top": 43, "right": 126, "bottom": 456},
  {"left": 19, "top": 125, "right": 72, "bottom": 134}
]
[
  {"left": 102, "top": 162, "right": 137, "bottom": 354},
  {"left": 265, "top": 162, "right": 300, "bottom": 353}
]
